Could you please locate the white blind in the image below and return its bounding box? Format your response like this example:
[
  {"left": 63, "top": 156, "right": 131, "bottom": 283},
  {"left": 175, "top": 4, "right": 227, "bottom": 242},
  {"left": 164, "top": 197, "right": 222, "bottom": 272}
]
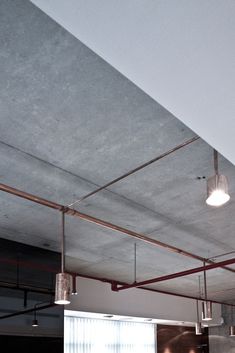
[{"left": 64, "top": 316, "right": 155, "bottom": 353}]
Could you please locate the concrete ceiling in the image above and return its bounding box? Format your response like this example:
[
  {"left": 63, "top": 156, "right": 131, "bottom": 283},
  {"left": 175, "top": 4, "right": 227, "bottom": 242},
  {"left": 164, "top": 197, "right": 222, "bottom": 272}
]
[
  {"left": 0, "top": 0, "right": 235, "bottom": 302},
  {"left": 30, "top": 0, "right": 235, "bottom": 165}
]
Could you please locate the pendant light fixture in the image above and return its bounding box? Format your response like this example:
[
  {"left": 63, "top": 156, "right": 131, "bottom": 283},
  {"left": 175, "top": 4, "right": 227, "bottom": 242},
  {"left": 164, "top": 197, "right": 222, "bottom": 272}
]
[
  {"left": 206, "top": 149, "right": 230, "bottom": 207},
  {"left": 202, "top": 262, "right": 212, "bottom": 321},
  {"left": 195, "top": 277, "right": 202, "bottom": 335},
  {"left": 229, "top": 306, "right": 235, "bottom": 336},
  {"left": 71, "top": 275, "right": 78, "bottom": 296},
  {"left": 32, "top": 305, "right": 38, "bottom": 327},
  {"left": 54, "top": 212, "right": 72, "bottom": 305},
  {"left": 195, "top": 300, "right": 202, "bottom": 335}
]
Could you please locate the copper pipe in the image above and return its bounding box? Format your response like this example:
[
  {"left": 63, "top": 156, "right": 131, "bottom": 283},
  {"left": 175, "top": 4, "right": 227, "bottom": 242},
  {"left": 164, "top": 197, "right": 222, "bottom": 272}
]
[
  {"left": 116, "top": 257, "right": 235, "bottom": 291},
  {"left": 66, "top": 207, "right": 206, "bottom": 262},
  {"left": 0, "top": 183, "right": 62, "bottom": 211},
  {"left": 0, "top": 256, "right": 234, "bottom": 308},
  {"left": 139, "top": 286, "right": 235, "bottom": 307},
  {"left": 1, "top": 182, "right": 235, "bottom": 274},
  {"left": 67, "top": 136, "right": 200, "bottom": 207}
]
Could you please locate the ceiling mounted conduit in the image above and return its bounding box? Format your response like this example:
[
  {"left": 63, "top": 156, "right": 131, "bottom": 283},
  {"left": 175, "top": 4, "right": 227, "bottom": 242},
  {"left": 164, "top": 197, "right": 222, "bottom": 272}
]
[
  {"left": 1, "top": 257, "right": 235, "bottom": 309},
  {"left": 0, "top": 182, "right": 235, "bottom": 276},
  {"left": 114, "top": 257, "right": 235, "bottom": 291}
]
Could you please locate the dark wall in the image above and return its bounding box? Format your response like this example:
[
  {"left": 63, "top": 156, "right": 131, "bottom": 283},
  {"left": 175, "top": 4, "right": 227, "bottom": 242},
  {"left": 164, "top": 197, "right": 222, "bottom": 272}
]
[
  {"left": 0, "top": 238, "right": 63, "bottom": 336},
  {"left": 0, "top": 335, "right": 63, "bottom": 353},
  {"left": 157, "top": 325, "right": 209, "bottom": 353}
]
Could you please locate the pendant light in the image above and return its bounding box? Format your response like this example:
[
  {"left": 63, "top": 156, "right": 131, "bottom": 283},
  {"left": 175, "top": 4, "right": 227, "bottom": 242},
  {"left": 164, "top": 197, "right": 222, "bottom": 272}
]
[
  {"left": 32, "top": 305, "right": 38, "bottom": 327},
  {"left": 229, "top": 306, "right": 235, "bottom": 336},
  {"left": 54, "top": 212, "right": 72, "bottom": 305},
  {"left": 202, "top": 262, "right": 212, "bottom": 321},
  {"left": 195, "top": 300, "right": 202, "bottom": 335},
  {"left": 206, "top": 150, "right": 230, "bottom": 207},
  {"left": 71, "top": 275, "right": 78, "bottom": 296},
  {"left": 195, "top": 277, "right": 202, "bottom": 335}
]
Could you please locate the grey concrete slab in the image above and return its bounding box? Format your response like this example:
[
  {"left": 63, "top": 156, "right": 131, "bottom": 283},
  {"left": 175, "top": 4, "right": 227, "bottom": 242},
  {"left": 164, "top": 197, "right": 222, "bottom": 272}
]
[{"left": 0, "top": 0, "right": 235, "bottom": 301}]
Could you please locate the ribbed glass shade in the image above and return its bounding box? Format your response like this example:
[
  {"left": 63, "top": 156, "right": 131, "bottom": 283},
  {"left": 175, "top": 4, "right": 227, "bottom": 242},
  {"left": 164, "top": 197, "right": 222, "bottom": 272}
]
[
  {"left": 206, "top": 175, "right": 230, "bottom": 206},
  {"left": 229, "top": 326, "right": 235, "bottom": 336},
  {"left": 195, "top": 322, "right": 202, "bottom": 335},
  {"left": 54, "top": 272, "right": 72, "bottom": 305},
  {"left": 202, "top": 301, "right": 212, "bottom": 321}
]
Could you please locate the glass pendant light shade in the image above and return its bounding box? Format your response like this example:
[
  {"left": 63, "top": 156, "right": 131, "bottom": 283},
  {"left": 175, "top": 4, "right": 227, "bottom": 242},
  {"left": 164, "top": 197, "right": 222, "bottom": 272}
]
[
  {"left": 206, "top": 175, "right": 230, "bottom": 207},
  {"left": 202, "top": 301, "right": 212, "bottom": 321},
  {"left": 55, "top": 272, "right": 72, "bottom": 305},
  {"left": 195, "top": 322, "right": 202, "bottom": 335}
]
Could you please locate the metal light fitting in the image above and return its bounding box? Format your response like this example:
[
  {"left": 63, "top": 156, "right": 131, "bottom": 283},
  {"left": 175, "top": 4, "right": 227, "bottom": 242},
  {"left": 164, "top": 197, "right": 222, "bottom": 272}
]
[
  {"left": 71, "top": 275, "right": 78, "bottom": 296},
  {"left": 206, "top": 150, "right": 230, "bottom": 207},
  {"left": 229, "top": 306, "right": 235, "bottom": 336},
  {"left": 202, "top": 263, "right": 212, "bottom": 321},
  {"left": 195, "top": 278, "right": 202, "bottom": 335},
  {"left": 54, "top": 212, "right": 72, "bottom": 305},
  {"left": 202, "top": 301, "right": 212, "bottom": 321},
  {"left": 32, "top": 306, "right": 39, "bottom": 327},
  {"left": 32, "top": 318, "right": 38, "bottom": 327},
  {"left": 229, "top": 326, "right": 235, "bottom": 337},
  {"left": 195, "top": 321, "right": 202, "bottom": 335}
]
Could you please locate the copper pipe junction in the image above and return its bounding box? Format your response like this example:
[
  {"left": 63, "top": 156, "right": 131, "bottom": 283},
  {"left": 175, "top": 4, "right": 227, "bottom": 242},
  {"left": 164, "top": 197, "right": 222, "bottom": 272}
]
[{"left": 1, "top": 256, "right": 235, "bottom": 308}]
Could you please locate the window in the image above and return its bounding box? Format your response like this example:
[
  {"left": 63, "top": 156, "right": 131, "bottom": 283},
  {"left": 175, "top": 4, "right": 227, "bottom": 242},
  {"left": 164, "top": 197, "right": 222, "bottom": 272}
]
[{"left": 64, "top": 315, "right": 155, "bottom": 353}]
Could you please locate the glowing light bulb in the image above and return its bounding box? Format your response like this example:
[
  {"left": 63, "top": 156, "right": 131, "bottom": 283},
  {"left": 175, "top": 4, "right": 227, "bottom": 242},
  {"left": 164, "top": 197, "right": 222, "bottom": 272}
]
[{"left": 206, "top": 175, "right": 230, "bottom": 207}]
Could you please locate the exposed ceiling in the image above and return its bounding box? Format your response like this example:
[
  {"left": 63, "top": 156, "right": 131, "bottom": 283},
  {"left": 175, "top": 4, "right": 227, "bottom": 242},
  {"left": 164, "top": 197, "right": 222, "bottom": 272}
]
[
  {"left": 0, "top": 0, "right": 235, "bottom": 302},
  {"left": 30, "top": 0, "right": 235, "bottom": 165}
]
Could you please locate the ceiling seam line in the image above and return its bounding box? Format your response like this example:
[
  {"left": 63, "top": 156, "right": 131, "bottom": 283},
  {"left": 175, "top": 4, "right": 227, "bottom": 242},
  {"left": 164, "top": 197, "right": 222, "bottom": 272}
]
[{"left": 0, "top": 138, "right": 194, "bottom": 227}]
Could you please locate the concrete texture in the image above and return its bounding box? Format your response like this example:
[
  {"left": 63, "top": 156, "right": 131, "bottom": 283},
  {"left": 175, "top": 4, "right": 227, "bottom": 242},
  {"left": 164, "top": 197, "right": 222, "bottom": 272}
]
[
  {"left": 31, "top": 0, "right": 235, "bottom": 166},
  {"left": 0, "top": 0, "right": 235, "bottom": 301}
]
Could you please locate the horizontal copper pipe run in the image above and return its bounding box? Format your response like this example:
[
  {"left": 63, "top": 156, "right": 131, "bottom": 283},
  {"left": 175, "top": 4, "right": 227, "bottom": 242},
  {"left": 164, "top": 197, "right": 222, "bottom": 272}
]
[
  {"left": 0, "top": 182, "right": 234, "bottom": 274},
  {"left": 1, "top": 256, "right": 235, "bottom": 308},
  {"left": 116, "top": 257, "right": 235, "bottom": 291}
]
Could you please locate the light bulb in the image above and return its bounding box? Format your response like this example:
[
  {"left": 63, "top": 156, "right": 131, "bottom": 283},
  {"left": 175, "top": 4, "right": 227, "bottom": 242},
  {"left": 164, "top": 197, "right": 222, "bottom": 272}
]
[
  {"left": 206, "top": 189, "right": 230, "bottom": 206},
  {"left": 206, "top": 175, "right": 230, "bottom": 207}
]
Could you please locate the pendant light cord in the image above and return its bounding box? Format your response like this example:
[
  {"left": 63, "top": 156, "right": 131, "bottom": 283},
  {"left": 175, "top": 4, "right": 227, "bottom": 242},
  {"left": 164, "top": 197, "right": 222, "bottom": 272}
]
[
  {"left": 203, "top": 261, "right": 208, "bottom": 301},
  {"left": 134, "top": 243, "right": 137, "bottom": 283},
  {"left": 214, "top": 149, "right": 219, "bottom": 175},
  {"left": 61, "top": 212, "right": 65, "bottom": 273},
  {"left": 196, "top": 299, "right": 200, "bottom": 322}
]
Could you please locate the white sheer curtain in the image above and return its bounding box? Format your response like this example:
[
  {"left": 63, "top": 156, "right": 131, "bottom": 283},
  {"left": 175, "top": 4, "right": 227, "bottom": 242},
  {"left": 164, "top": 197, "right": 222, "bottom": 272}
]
[{"left": 64, "top": 315, "right": 155, "bottom": 353}]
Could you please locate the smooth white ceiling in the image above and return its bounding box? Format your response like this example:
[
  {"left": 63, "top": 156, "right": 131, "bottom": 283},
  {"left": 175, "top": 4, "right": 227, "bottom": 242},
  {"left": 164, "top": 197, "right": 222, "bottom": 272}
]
[{"left": 31, "top": 0, "right": 235, "bottom": 165}]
